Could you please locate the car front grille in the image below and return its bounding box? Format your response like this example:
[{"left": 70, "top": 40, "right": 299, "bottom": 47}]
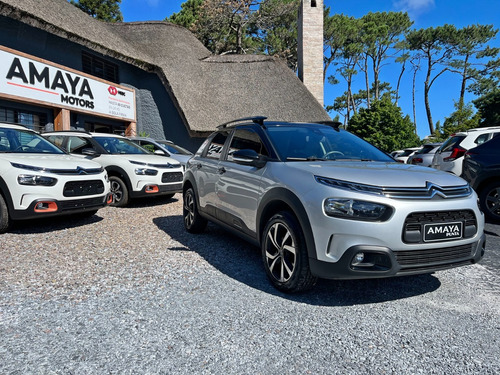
[
  {"left": 162, "top": 172, "right": 183, "bottom": 183},
  {"left": 63, "top": 180, "right": 105, "bottom": 197},
  {"left": 394, "top": 244, "right": 473, "bottom": 267},
  {"left": 59, "top": 196, "right": 106, "bottom": 211},
  {"left": 403, "top": 210, "right": 477, "bottom": 244}
]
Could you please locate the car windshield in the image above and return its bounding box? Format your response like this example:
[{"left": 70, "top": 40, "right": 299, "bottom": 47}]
[
  {"left": 158, "top": 141, "right": 193, "bottom": 155},
  {"left": 0, "top": 127, "right": 65, "bottom": 154},
  {"left": 95, "top": 137, "right": 150, "bottom": 155},
  {"left": 266, "top": 124, "right": 393, "bottom": 162}
]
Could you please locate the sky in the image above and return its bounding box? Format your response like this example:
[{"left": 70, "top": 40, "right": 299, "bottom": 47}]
[{"left": 119, "top": 0, "right": 500, "bottom": 139}]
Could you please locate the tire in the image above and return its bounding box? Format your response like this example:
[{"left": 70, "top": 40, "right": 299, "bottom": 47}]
[
  {"left": 109, "top": 176, "right": 129, "bottom": 207},
  {"left": 479, "top": 181, "right": 500, "bottom": 222},
  {"left": 183, "top": 187, "right": 207, "bottom": 233},
  {"left": 0, "top": 194, "right": 10, "bottom": 234},
  {"left": 261, "top": 211, "right": 317, "bottom": 293}
]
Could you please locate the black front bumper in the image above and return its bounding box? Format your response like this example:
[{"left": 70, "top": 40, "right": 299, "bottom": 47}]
[{"left": 309, "top": 234, "right": 486, "bottom": 280}]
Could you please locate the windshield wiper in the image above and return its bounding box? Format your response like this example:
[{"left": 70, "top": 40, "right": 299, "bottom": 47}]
[{"left": 286, "top": 156, "right": 326, "bottom": 161}]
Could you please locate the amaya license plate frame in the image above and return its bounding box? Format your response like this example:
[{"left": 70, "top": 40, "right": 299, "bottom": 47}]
[{"left": 424, "top": 221, "right": 463, "bottom": 242}]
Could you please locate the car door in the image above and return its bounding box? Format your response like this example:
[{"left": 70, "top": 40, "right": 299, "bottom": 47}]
[
  {"left": 216, "top": 128, "right": 269, "bottom": 235},
  {"left": 192, "top": 131, "right": 229, "bottom": 217}
]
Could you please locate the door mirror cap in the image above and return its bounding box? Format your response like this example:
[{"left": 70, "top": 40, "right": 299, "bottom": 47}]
[
  {"left": 82, "top": 148, "right": 100, "bottom": 157},
  {"left": 232, "top": 149, "right": 267, "bottom": 168}
]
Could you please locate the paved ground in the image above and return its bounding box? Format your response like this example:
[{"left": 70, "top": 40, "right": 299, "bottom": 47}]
[{"left": 1, "top": 195, "right": 499, "bottom": 374}]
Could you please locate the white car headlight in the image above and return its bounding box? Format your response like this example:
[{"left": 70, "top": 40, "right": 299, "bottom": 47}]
[
  {"left": 135, "top": 168, "right": 158, "bottom": 176},
  {"left": 18, "top": 174, "right": 57, "bottom": 186},
  {"left": 324, "top": 198, "right": 392, "bottom": 221}
]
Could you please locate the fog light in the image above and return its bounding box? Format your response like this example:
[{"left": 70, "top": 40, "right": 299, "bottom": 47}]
[
  {"left": 34, "top": 201, "right": 58, "bottom": 213},
  {"left": 145, "top": 185, "right": 159, "bottom": 193},
  {"left": 352, "top": 252, "right": 365, "bottom": 265}
]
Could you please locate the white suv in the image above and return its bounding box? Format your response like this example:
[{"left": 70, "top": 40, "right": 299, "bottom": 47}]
[
  {"left": 0, "top": 123, "right": 111, "bottom": 233},
  {"left": 431, "top": 127, "right": 500, "bottom": 175},
  {"left": 43, "top": 131, "right": 183, "bottom": 207},
  {"left": 183, "top": 117, "right": 485, "bottom": 293}
]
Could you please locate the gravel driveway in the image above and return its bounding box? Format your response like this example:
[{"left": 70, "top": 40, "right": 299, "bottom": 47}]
[{"left": 1, "top": 195, "right": 499, "bottom": 374}]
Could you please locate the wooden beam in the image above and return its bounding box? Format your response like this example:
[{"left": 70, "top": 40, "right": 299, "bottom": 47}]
[{"left": 53, "top": 108, "right": 70, "bottom": 130}]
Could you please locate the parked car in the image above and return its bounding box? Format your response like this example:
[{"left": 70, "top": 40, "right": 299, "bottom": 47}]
[
  {"left": 182, "top": 117, "right": 485, "bottom": 293},
  {"left": 462, "top": 135, "right": 500, "bottom": 222},
  {"left": 407, "top": 143, "right": 442, "bottom": 167},
  {"left": 0, "top": 123, "right": 111, "bottom": 233},
  {"left": 394, "top": 147, "right": 421, "bottom": 163},
  {"left": 431, "top": 126, "right": 500, "bottom": 175},
  {"left": 129, "top": 137, "right": 193, "bottom": 167},
  {"left": 43, "top": 131, "right": 183, "bottom": 207},
  {"left": 389, "top": 150, "right": 404, "bottom": 158}
]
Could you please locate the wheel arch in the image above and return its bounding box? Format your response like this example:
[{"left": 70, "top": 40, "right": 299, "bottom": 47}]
[
  {"left": 0, "top": 176, "right": 14, "bottom": 214},
  {"left": 105, "top": 166, "right": 132, "bottom": 192},
  {"left": 257, "top": 188, "right": 317, "bottom": 260},
  {"left": 476, "top": 175, "right": 500, "bottom": 196}
]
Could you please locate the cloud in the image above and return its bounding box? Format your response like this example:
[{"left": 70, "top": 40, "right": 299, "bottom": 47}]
[
  {"left": 393, "top": 0, "right": 435, "bottom": 15},
  {"left": 145, "top": 0, "right": 160, "bottom": 7}
]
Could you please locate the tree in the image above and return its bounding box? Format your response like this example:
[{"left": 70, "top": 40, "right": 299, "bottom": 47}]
[
  {"left": 168, "top": 0, "right": 203, "bottom": 30},
  {"left": 70, "top": 0, "right": 122, "bottom": 22},
  {"left": 474, "top": 90, "right": 500, "bottom": 126},
  {"left": 441, "top": 101, "right": 480, "bottom": 138},
  {"left": 406, "top": 25, "right": 460, "bottom": 135},
  {"left": 447, "top": 24, "right": 499, "bottom": 107},
  {"left": 348, "top": 97, "right": 420, "bottom": 152}
]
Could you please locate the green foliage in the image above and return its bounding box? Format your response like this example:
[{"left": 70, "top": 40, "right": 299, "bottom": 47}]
[
  {"left": 168, "top": 0, "right": 203, "bottom": 29},
  {"left": 348, "top": 98, "right": 420, "bottom": 152},
  {"left": 70, "top": 0, "right": 122, "bottom": 22},
  {"left": 440, "top": 102, "right": 480, "bottom": 138},
  {"left": 474, "top": 90, "right": 500, "bottom": 126}
]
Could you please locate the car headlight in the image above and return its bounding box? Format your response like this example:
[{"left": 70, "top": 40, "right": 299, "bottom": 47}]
[
  {"left": 18, "top": 174, "right": 57, "bottom": 186},
  {"left": 135, "top": 168, "right": 158, "bottom": 176},
  {"left": 324, "top": 198, "right": 392, "bottom": 221}
]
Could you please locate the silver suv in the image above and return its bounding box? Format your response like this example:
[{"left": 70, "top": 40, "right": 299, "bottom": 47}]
[
  {"left": 43, "top": 131, "right": 183, "bottom": 207},
  {"left": 0, "top": 123, "right": 111, "bottom": 233},
  {"left": 183, "top": 117, "right": 485, "bottom": 292}
]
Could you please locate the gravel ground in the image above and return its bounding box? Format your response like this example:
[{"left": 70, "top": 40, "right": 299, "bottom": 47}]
[{"left": 1, "top": 194, "right": 499, "bottom": 374}]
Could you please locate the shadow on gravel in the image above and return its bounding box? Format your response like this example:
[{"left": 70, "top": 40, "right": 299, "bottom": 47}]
[
  {"left": 154, "top": 215, "right": 442, "bottom": 307},
  {"left": 9, "top": 212, "right": 104, "bottom": 234},
  {"left": 121, "top": 195, "right": 180, "bottom": 209}
]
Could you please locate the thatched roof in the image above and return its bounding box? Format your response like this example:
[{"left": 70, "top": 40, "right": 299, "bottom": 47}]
[{"left": 0, "top": 0, "right": 331, "bottom": 136}]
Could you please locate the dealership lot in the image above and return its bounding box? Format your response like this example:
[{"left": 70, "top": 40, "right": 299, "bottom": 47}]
[{"left": 1, "top": 195, "right": 499, "bottom": 374}]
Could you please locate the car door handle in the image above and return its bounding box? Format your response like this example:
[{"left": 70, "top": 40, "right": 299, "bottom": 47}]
[{"left": 218, "top": 167, "right": 226, "bottom": 174}]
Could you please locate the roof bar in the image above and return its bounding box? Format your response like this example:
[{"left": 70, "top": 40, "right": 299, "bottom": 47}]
[{"left": 218, "top": 116, "right": 268, "bottom": 129}]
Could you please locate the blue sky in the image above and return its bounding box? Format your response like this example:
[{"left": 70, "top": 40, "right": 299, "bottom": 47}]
[{"left": 120, "top": 0, "right": 500, "bottom": 139}]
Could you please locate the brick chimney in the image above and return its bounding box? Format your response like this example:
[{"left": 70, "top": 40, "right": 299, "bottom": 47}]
[{"left": 297, "top": 0, "right": 324, "bottom": 106}]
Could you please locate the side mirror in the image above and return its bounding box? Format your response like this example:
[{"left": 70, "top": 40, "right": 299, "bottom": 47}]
[
  {"left": 232, "top": 149, "right": 267, "bottom": 168},
  {"left": 154, "top": 149, "right": 166, "bottom": 155},
  {"left": 82, "top": 148, "right": 100, "bottom": 157}
]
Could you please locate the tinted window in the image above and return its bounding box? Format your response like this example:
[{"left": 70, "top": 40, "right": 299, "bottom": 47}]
[
  {"left": 0, "top": 128, "right": 64, "bottom": 154},
  {"left": 266, "top": 125, "right": 393, "bottom": 162},
  {"left": 94, "top": 137, "right": 148, "bottom": 154},
  {"left": 205, "top": 132, "right": 228, "bottom": 160},
  {"left": 227, "top": 129, "right": 269, "bottom": 162},
  {"left": 441, "top": 135, "right": 466, "bottom": 152},
  {"left": 474, "top": 133, "right": 491, "bottom": 145}
]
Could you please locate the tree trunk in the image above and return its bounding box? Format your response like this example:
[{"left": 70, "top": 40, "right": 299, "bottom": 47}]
[
  {"left": 364, "top": 57, "right": 370, "bottom": 109},
  {"left": 424, "top": 58, "right": 435, "bottom": 134}
]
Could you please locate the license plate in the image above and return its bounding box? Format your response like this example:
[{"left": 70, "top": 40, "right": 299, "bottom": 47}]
[{"left": 424, "top": 222, "right": 463, "bottom": 242}]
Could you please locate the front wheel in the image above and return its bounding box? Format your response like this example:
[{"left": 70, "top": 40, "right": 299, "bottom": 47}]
[
  {"left": 109, "top": 176, "right": 129, "bottom": 207},
  {"left": 0, "top": 194, "right": 10, "bottom": 234},
  {"left": 183, "top": 187, "right": 207, "bottom": 233},
  {"left": 261, "top": 211, "right": 317, "bottom": 293},
  {"left": 479, "top": 181, "right": 500, "bottom": 222}
]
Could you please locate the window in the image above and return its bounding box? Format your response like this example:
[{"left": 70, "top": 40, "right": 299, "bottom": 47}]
[
  {"left": 475, "top": 133, "right": 492, "bottom": 145},
  {"left": 0, "top": 106, "right": 47, "bottom": 132},
  {"left": 205, "top": 132, "right": 228, "bottom": 160},
  {"left": 67, "top": 136, "right": 93, "bottom": 154},
  {"left": 82, "top": 52, "right": 119, "bottom": 83},
  {"left": 227, "top": 129, "right": 268, "bottom": 162}
]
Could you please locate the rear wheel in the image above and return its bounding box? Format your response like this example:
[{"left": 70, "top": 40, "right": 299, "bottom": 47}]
[
  {"left": 261, "top": 211, "right": 317, "bottom": 293},
  {"left": 183, "top": 187, "right": 207, "bottom": 233},
  {"left": 479, "top": 181, "right": 500, "bottom": 222},
  {"left": 109, "top": 176, "right": 129, "bottom": 207},
  {"left": 0, "top": 194, "right": 10, "bottom": 234}
]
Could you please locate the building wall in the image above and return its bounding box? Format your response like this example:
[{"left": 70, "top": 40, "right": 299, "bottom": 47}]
[{"left": 0, "top": 16, "right": 203, "bottom": 152}]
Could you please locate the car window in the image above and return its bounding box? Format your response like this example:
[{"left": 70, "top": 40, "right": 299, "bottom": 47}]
[
  {"left": 139, "top": 141, "right": 162, "bottom": 154},
  {"left": 95, "top": 137, "right": 148, "bottom": 154},
  {"left": 205, "top": 132, "right": 229, "bottom": 160},
  {"left": 266, "top": 125, "right": 393, "bottom": 162},
  {"left": 440, "top": 135, "right": 466, "bottom": 152},
  {"left": 474, "top": 133, "right": 491, "bottom": 145},
  {"left": 67, "top": 136, "right": 93, "bottom": 154},
  {"left": 0, "top": 128, "right": 64, "bottom": 154},
  {"left": 227, "top": 129, "right": 269, "bottom": 162}
]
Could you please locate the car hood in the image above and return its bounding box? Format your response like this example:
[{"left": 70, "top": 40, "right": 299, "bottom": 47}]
[
  {"left": 0, "top": 153, "right": 103, "bottom": 170},
  {"left": 120, "top": 154, "right": 181, "bottom": 167},
  {"left": 288, "top": 161, "right": 467, "bottom": 187}
]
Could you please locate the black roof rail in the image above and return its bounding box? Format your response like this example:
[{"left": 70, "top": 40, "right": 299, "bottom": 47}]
[
  {"left": 41, "top": 130, "right": 92, "bottom": 135},
  {"left": 217, "top": 116, "right": 267, "bottom": 129},
  {"left": 314, "top": 121, "right": 342, "bottom": 130}
]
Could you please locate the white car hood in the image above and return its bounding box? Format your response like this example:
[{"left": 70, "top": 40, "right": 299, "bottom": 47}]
[
  {"left": 122, "top": 154, "right": 181, "bottom": 166},
  {"left": 289, "top": 161, "right": 467, "bottom": 188},
  {"left": 1, "top": 153, "right": 103, "bottom": 169}
]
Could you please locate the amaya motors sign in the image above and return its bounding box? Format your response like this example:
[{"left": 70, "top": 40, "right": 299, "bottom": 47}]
[{"left": 0, "top": 47, "right": 135, "bottom": 121}]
